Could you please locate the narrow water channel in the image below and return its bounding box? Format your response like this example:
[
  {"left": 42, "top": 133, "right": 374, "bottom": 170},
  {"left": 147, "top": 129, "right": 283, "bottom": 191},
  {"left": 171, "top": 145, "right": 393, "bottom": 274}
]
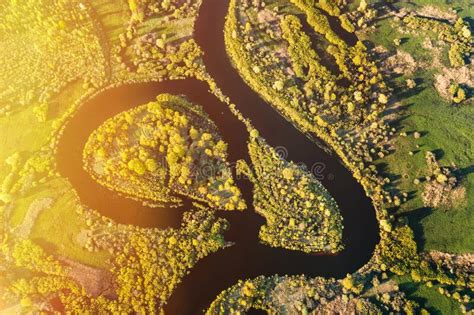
[{"left": 56, "top": 0, "right": 379, "bottom": 313}]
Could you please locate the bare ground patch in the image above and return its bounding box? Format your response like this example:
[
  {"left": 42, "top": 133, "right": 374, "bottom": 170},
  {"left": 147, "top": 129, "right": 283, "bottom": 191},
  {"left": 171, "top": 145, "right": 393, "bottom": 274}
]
[
  {"left": 383, "top": 49, "right": 417, "bottom": 76},
  {"left": 434, "top": 64, "right": 474, "bottom": 100},
  {"left": 417, "top": 6, "right": 458, "bottom": 24},
  {"left": 425, "top": 251, "right": 474, "bottom": 274},
  {"left": 14, "top": 198, "right": 54, "bottom": 238},
  {"left": 257, "top": 8, "right": 278, "bottom": 24},
  {"left": 60, "top": 257, "right": 116, "bottom": 298}
]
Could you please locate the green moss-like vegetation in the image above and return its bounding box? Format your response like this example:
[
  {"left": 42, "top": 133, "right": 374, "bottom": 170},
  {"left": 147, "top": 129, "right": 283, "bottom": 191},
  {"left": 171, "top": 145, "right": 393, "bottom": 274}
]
[
  {"left": 84, "top": 93, "right": 245, "bottom": 210},
  {"left": 237, "top": 130, "right": 343, "bottom": 253}
]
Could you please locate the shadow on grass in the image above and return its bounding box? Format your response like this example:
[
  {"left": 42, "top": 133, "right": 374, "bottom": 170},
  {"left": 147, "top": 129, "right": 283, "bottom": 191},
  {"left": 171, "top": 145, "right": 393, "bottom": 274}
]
[
  {"left": 247, "top": 308, "right": 266, "bottom": 315},
  {"left": 406, "top": 206, "right": 433, "bottom": 252},
  {"left": 382, "top": 103, "right": 412, "bottom": 124},
  {"left": 377, "top": 162, "right": 402, "bottom": 185},
  {"left": 393, "top": 81, "right": 426, "bottom": 102},
  {"left": 432, "top": 148, "right": 445, "bottom": 161},
  {"left": 456, "top": 165, "right": 474, "bottom": 178},
  {"left": 398, "top": 280, "right": 443, "bottom": 315},
  {"left": 405, "top": 189, "right": 418, "bottom": 203},
  {"left": 464, "top": 14, "right": 473, "bottom": 26},
  {"left": 375, "top": 161, "right": 418, "bottom": 215},
  {"left": 33, "top": 237, "right": 59, "bottom": 253}
]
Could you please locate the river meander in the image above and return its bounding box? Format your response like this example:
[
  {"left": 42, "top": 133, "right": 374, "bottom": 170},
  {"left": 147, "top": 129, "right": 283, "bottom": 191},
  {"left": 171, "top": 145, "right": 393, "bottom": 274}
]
[{"left": 56, "top": 0, "right": 379, "bottom": 313}]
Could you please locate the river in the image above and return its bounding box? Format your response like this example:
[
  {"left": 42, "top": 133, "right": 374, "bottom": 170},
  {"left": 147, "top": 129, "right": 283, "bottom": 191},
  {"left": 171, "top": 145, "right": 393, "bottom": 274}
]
[{"left": 56, "top": 0, "right": 379, "bottom": 313}]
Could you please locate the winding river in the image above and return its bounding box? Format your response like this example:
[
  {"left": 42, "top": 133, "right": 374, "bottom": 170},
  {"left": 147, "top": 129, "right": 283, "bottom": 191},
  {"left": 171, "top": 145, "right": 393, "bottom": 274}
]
[{"left": 56, "top": 0, "right": 379, "bottom": 313}]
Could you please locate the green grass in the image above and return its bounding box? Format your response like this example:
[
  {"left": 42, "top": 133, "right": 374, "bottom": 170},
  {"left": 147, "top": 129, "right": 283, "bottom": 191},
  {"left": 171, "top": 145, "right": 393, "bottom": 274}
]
[
  {"left": 366, "top": 17, "right": 400, "bottom": 50},
  {"left": 379, "top": 68, "right": 474, "bottom": 253},
  {"left": 9, "top": 177, "right": 111, "bottom": 269},
  {"left": 1, "top": 0, "right": 203, "bottom": 273},
  {"left": 0, "top": 109, "right": 54, "bottom": 179},
  {"left": 396, "top": 0, "right": 474, "bottom": 20},
  {"left": 366, "top": 14, "right": 446, "bottom": 63},
  {"left": 392, "top": 79, "right": 474, "bottom": 253},
  {"left": 395, "top": 275, "right": 462, "bottom": 315},
  {"left": 0, "top": 83, "right": 110, "bottom": 271},
  {"left": 89, "top": 0, "right": 130, "bottom": 48},
  {"left": 0, "top": 0, "right": 131, "bottom": 271},
  {"left": 31, "top": 195, "right": 112, "bottom": 270},
  {"left": 366, "top": 7, "right": 474, "bottom": 253},
  {"left": 349, "top": 0, "right": 473, "bottom": 20}
]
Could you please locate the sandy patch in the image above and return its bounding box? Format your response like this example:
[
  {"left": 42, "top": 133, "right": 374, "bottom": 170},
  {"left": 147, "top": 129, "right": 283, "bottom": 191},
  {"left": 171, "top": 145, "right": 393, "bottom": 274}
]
[
  {"left": 364, "top": 279, "right": 397, "bottom": 296},
  {"left": 314, "top": 296, "right": 379, "bottom": 313},
  {"left": 418, "top": 6, "right": 458, "bottom": 23},
  {"left": 383, "top": 49, "right": 417, "bottom": 75},
  {"left": 434, "top": 64, "right": 474, "bottom": 100},
  {"left": 420, "top": 37, "right": 444, "bottom": 70},
  {"left": 425, "top": 251, "right": 474, "bottom": 274},
  {"left": 257, "top": 9, "right": 278, "bottom": 24},
  {"left": 60, "top": 257, "right": 116, "bottom": 298},
  {"left": 14, "top": 198, "right": 53, "bottom": 238}
]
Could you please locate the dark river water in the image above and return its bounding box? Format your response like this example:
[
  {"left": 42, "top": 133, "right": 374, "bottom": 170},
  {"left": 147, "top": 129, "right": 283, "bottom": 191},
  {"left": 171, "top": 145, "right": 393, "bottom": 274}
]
[{"left": 56, "top": 0, "right": 379, "bottom": 313}]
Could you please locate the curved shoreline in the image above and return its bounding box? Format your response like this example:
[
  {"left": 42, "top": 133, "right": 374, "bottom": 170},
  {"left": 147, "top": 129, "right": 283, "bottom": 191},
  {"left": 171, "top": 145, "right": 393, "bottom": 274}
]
[
  {"left": 165, "top": 1, "right": 378, "bottom": 313},
  {"left": 56, "top": 0, "right": 379, "bottom": 313}
]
